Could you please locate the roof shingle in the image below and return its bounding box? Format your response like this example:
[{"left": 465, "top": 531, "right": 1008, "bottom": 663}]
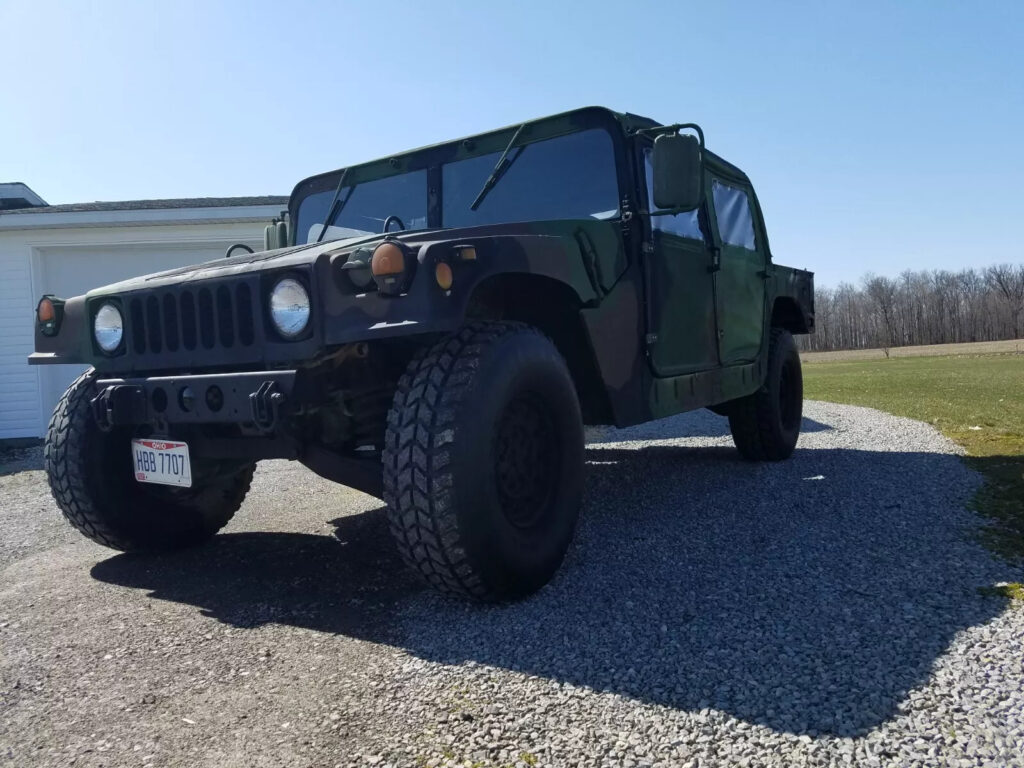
[{"left": 0, "top": 195, "right": 288, "bottom": 216}]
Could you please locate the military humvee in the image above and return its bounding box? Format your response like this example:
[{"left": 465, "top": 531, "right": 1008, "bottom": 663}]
[{"left": 31, "top": 107, "right": 813, "bottom": 601}]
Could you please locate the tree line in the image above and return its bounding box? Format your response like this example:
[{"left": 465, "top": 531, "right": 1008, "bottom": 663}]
[{"left": 801, "top": 263, "right": 1024, "bottom": 352}]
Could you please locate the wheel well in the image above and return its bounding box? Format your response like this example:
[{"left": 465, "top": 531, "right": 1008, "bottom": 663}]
[
  {"left": 770, "top": 297, "right": 810, "bottom": 334},
  {"left": 466, "top": 273, "right": 613, "bottom": 424}
]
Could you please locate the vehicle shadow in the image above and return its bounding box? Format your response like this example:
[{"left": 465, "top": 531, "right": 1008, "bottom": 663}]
[
  {"left": 587, "top": 410, "right": 831, "bottom": 442},
  {"left": 92, "top": 439, "right": 1011, "bottom": 738},
  {"left": 92, "top": 507, "right": 418, "bottom": 639},
  {"left": 0, "top": 445, "right": 43, "bottom": 477}
]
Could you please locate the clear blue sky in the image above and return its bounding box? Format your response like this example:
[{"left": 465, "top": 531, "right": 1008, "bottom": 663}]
[{"left": 2, "top": 0, "right": 1021, "bottom": 286}]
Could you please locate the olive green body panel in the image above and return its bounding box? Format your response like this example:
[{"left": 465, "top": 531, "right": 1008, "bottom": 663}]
[
  {"left": 579, "top": 269, "right": 650, "bottom": 426},
  {"left": 716, "top": 245, "right": 766, "bottom": 363},
  {"left": 570, "top": 220, "right": 629, "bottom": 294},
  {"left": 316, "top": 220, "right": 620, "bottom": 348},
  {"left": 767, "top": 264, "right": 815, "bottom": 330},
  {"left": 647, "top": 362, "right": 761, "bottom": 421},
  {"left": 701, "top": 161, "right": 768, "bottom": 366},
  {"left": 645, "top": 231, "right": 719, "bottom": 376}
]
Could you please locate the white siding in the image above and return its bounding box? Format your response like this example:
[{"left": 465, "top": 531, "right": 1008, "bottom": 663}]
[
  {"left": 0, "top": 244, "right": 40, "bottom": 437},
  {"left": 0, "top": 214, "right": 278, "bottom": 439}
]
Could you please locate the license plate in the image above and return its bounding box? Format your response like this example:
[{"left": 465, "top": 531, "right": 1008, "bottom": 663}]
[{"left": 131, "top": 439, "right": 192, "bottom": 488}]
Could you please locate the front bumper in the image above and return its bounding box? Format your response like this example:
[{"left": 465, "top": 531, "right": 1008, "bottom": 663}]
[
  {"left": 92, "top": 370, "right": 297, "bottom": 431},
  {"left": 92, "top": 369, "right": 386, "bottom": 497}
]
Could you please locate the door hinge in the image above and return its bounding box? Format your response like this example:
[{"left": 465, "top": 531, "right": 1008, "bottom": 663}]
[
  {"left": 645, "top": 333, "right": 658, "bottom": 345},
  {"left": 641, "top": 242, "right": 655, "bottom": 254}
]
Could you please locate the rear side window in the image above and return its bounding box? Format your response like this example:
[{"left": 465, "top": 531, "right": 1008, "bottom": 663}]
[{"left": 712, "top": 179, "right": 756, "bottom": 250}]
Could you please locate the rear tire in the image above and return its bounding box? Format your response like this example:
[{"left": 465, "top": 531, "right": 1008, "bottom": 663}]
[
  {"left": 45, "top": 370, "right": 255, "bottom": 552},
  {"left": 383, "top": 321, "right": 584, "bottom": 602},
  {"left": 727, "top": 328, "right": 803, "bottom": 461}
]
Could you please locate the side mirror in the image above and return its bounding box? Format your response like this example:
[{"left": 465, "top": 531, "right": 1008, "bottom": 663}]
[
  {"left": 652, "top": 132, "right": 703, "bottom": 212},
  {"left": 264, "top": 214, "right": 290, "bottom": 250}
]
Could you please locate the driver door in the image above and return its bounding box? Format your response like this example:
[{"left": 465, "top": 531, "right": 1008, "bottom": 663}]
[{"left": 641, "top": 148, "right": 720, "bottom": 376}]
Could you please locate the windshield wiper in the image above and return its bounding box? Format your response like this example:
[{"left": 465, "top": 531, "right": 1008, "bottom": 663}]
[
  {"left": 469, "top": 124, "right": 527, "bottom": 211},
  {"left": 316, "top": 168, "right": 357, "bottom": 243}
]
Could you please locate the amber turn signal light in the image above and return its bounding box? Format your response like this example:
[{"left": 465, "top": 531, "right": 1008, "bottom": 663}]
[
  {"left": 435, "top": 262, "right": 453, "bottom": 291},
  {"left": 36, "top": 295, "right": 65, "bottom": 336},
  {"left": 371, "top": 242, "right": 406, "bottom": 277},
  {"left": 37, "top": 297, "right": 56, "bottom": 324},
  {"left": 371, "top": 241, "right": 414, "bottom": 296}
]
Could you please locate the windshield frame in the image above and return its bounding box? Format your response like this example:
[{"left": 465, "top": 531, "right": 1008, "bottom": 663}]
[{"left": 288, "top": 107, "right": 633, "bottom": 245}]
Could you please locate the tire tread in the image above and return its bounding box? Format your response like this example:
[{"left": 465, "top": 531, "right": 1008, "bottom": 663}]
[
  {"left": 45, "top": 370, "right": 252, "bottom": 552},
  {"left": 727, "top": 328, "right": 799, "bottom": 462},
  {"left": 382, "top": 320, "right": 546, "bottom": 601}
]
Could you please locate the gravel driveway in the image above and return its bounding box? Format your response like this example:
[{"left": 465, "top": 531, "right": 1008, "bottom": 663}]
[{"left": 2, "top": 401, "right": 1022, "bottom": 768}]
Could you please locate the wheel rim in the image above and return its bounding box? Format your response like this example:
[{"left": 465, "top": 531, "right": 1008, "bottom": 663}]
[
  {"left": 494, "top": 394, "right": 560, "bottom": 529},
  {"left": 779, "top": 359, "right": 801, "bottom": 431}
]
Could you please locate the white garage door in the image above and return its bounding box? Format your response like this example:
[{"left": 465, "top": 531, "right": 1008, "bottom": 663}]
[{"left": 35, "top": 243, "right": 238, "bottom": 432}]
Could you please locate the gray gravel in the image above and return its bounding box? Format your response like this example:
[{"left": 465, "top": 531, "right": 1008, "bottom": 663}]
[{"left": 2, "top": 401, "right": 1022, "bottom": 767}]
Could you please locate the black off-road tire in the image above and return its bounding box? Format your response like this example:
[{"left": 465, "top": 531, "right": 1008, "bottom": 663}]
[
  {"left": 383, "top": 321, "right": 584, "bottom": 602},
  {"left": 727, "top": 328, "right": 803, "bottom": 461},
  {"left": 45, "top": 370, "right": 255, "bottom": 552}
]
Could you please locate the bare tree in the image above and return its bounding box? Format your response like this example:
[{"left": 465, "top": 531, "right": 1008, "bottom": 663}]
[
  {"left": 985, "top": 264, "right": 1024, "bottom": 339},
  {"left": 798, "top": 262, "right": 1024, "bottom": 352},
  {"left": 864, "top": 274, "right": 899, "bottom": 349}
]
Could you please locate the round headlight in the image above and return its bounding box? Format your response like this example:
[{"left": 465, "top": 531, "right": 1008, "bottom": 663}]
[
  {"left": 269, "top": 278, "right": 311, "bottom": 338},
  {"left": 93, "top": 303, "right": 123, "bottom": 353}
]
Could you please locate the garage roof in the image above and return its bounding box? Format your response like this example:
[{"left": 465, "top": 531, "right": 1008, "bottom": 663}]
[
  {"left": 1, "top": 195, "right": 288, "bottom": 216},
  {"left": 0, "top": 195, "right": 289, "bottom": 231}
]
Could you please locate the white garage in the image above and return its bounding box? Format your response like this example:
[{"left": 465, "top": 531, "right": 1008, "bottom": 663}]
[{"left": 0, "top": 194, "right": 287, "bottom": 440}]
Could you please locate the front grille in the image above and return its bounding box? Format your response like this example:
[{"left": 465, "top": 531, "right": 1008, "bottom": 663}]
[{"left": 128, "top": 283, "right": 256, "bottom": 356}]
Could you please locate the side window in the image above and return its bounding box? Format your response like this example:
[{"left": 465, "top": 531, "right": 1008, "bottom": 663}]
[
  {"left": 643, "top": 147, "right": 705, "bottom": 241},
  {"left": 711, "top": 179, "right": 756, "bottom": 250}
]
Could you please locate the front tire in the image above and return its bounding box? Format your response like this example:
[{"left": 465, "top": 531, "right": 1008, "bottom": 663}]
[
  {"left": 383, "top": 321, "right": 584, "bottom": 602},
  {"left": 727, "top": 328, "right": 803, "bottom": 461},
  {"left": 45, "top": 370, "right": 255, "bottom": 552}
]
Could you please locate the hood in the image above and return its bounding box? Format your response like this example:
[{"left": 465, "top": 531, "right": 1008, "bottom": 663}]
[
  {"left": 83, "top": 219, "right": 624, "bottom": 297},
  {"left": 85, "top": 229, "right": 446, "bottom": 296}
]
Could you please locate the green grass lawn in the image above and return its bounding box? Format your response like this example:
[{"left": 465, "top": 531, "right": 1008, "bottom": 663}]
[{"left": 803, "top": 353, "right": 1024, "bottom": 566}]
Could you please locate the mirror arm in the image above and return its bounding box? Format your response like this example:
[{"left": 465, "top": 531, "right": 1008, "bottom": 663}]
[{"left": 634, "top": 122, "right": 705, "bottom": 149}]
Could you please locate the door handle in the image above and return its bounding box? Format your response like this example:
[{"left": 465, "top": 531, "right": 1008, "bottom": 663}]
[{"left": 707, "top": 246, "right": 721, "bottom": 273}]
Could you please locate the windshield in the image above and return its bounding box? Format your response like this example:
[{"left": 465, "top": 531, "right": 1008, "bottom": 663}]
[
  {"left": 294, "top": 128, "right": 619, "bottom": 244},
  {"left": 443, "top": 129, "right": 618, "bottom": 227},
  {"left": 298, "top": 170, "right": 428, "bottom": 245}
]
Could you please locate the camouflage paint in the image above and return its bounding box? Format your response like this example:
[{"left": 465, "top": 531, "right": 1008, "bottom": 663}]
[
  {"left": 30, "top": 106, "right": 814, "bottom": 430},
  {"left": 644, "top": 228, "right": 720, "bottom": 376},
  {"left": 706, "top": 168, "right": 766, "bottom": 365}
]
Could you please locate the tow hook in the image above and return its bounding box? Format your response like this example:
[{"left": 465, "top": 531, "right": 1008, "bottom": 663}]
[
  {"left": 91, "top": 385, "right": 147, "bottom": 432},
  {"left": 249, "top": 381, "right": 286, "bottom": 433}
]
